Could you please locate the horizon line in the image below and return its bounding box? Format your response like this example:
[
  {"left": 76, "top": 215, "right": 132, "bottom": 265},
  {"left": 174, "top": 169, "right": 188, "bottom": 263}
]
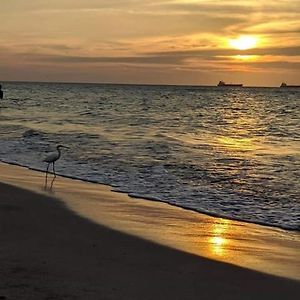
[{"left": 1, "top": 79, "right": 295, "bottom": 89}]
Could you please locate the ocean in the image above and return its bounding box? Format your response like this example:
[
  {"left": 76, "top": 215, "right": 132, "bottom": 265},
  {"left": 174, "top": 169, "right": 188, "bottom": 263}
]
[{"left": 0, "top": 81, "right": 299, "bottom": 230}]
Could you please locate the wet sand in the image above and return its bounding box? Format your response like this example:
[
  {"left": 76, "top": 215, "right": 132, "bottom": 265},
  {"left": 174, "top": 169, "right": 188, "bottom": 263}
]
[{"left": 0, "top": 162, "right": 299, "bottom": 299}]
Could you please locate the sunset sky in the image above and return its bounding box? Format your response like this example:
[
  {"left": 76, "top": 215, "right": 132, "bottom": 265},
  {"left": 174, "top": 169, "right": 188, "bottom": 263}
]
[{"left": 1, "top": 0, "right": 299, "bottom": 86}]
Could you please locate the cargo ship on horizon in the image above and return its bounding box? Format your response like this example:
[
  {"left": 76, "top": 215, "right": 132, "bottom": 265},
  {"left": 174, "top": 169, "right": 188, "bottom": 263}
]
[
  {"left": 217, "top": 80, "right": 243, "bottom": 87},
  {"left": 280, "top": 82, "right": 300, "bottom": 88}
]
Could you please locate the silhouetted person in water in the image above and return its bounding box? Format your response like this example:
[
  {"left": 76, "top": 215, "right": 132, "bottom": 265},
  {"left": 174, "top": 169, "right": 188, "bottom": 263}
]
[{"left": 0, "top": 84, "right": 3, "bottom": 99}]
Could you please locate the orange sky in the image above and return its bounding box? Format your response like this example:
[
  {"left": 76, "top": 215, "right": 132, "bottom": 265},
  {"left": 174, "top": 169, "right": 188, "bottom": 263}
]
[{"left": 0, "top": 0, "right": 299, "bottom": 86}]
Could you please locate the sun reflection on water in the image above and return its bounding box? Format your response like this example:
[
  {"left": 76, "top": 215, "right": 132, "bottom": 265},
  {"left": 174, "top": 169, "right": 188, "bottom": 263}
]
[
  {"left": 213, "top": 96, "right": 267, "bottom": 155},
  {"left": 217, "top": 136, "right": 255, "bottom": 152}
]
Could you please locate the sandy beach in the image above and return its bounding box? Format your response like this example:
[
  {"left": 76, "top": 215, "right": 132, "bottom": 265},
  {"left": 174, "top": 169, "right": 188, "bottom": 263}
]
[{"left": 0, "top": 162, "right": 300, "bottom": 299}]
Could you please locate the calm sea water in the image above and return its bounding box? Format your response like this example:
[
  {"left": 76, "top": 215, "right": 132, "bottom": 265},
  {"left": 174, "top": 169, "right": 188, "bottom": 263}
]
[{"left": 0, "top": 82, "right": 299, "bottom": 230}]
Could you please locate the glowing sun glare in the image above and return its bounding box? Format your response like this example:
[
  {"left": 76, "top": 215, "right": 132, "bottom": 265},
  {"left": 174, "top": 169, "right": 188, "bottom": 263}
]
[{"left": 229, "top": 36, "right": 258, "bottom": 50}]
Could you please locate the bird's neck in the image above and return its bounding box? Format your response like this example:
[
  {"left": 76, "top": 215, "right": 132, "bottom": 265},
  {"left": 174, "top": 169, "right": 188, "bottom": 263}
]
[{"left": 57, "top": 148, "right": 62, "bottom": 157}]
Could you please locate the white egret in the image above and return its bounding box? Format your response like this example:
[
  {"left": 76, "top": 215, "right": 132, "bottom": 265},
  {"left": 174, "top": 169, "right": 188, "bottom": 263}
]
[{"left": 44, "top": 145, "right": 68, "bottom": 189}]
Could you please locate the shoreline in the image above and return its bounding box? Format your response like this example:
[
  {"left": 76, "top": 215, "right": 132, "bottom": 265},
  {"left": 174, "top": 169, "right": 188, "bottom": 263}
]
[
  {"left": 0, "top": 161, "right": 300, "bottom": 282},
  {"left": 2, "top": 159, "right": 298, "bottom": 233}
]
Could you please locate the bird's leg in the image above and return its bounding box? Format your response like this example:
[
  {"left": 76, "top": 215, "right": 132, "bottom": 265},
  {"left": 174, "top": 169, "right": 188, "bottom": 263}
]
[
  {"left": 50, "top": 162, "right": 56, "bottom": 189},
  {"left": 44, "top": 163, "right": 49, "bottom": 189},
  {"left": 52, "top": 162, "right": 56, "bottom": 177}
]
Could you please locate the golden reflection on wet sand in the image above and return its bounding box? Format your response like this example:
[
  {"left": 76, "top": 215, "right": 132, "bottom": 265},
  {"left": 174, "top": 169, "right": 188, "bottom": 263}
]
[{"left": 209, "top": 220, "right": 229, "bottom": 256}]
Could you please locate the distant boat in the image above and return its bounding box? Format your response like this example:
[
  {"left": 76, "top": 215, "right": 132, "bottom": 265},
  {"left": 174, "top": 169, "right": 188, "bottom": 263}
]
[
  {"left": 280, "top": 82, "right": 300, "bottom": 88},
  {"left": 217, "top": 81, "right": 243, "bottom": 87}
]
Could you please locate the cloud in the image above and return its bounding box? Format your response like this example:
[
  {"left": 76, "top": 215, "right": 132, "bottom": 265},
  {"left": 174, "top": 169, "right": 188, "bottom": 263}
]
[
  {"left": 247, "top": 61, "right": 300, "bottom": 70},
  {"left": 23, "top": 53, "right": 186, "bottom": 65},
  {"left": 7, "top": 45, "right": 298, "bottom": 72},
  {"left": 149, "top": 46, "right": 300, "bottom": 57}
]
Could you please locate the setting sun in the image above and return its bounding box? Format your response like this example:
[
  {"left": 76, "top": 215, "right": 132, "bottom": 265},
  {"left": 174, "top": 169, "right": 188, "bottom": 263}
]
[{"left": 229, "top": 36, "right": 258, "bottom": 50}]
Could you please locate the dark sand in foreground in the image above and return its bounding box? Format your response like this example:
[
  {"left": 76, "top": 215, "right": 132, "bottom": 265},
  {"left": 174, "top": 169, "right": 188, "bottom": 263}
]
[{"left": 0, "top": 182, "right": 299, "bottom": 300}]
